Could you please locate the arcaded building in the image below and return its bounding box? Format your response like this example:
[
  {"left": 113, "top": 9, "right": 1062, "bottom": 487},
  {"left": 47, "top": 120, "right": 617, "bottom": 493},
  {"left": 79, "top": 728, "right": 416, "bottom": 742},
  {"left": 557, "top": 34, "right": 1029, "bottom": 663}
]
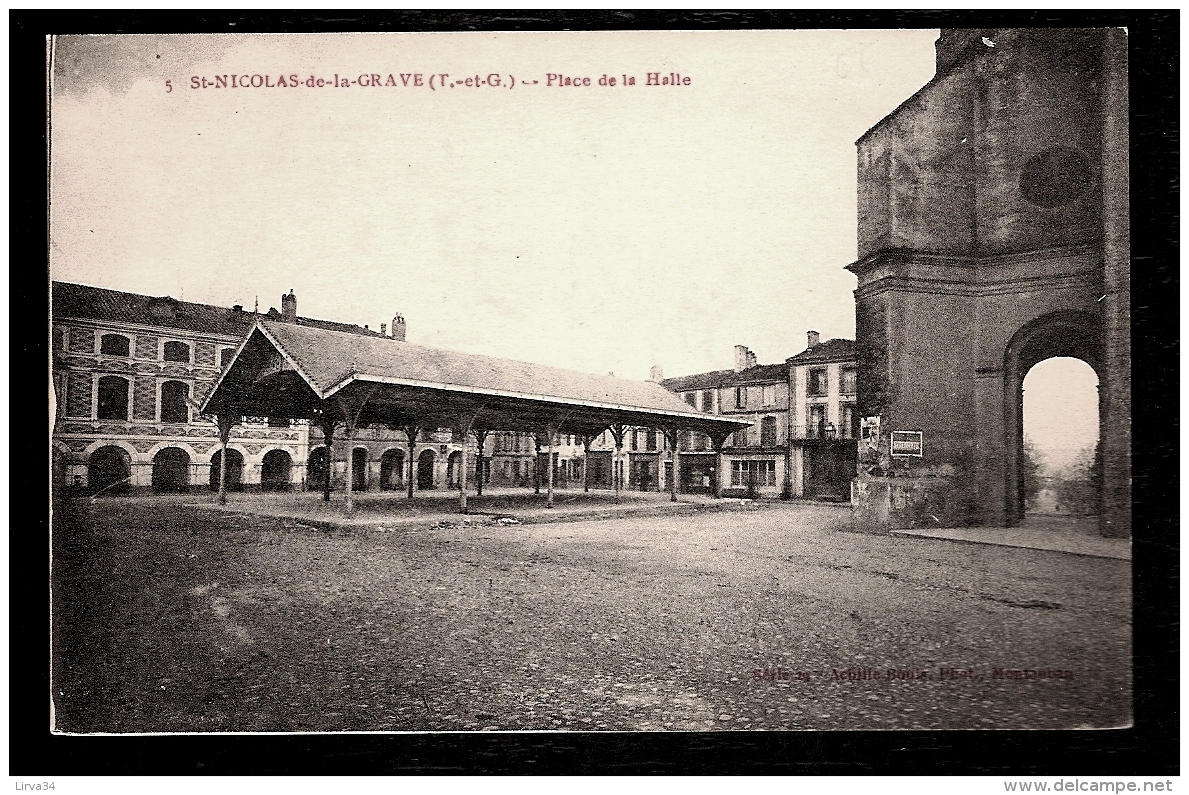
[
  {"left": 51, "top": 283, "right": 382, "bottom": 493},
  {"left": 848, "top": 29, "right": 1129, "bottom": 535}
]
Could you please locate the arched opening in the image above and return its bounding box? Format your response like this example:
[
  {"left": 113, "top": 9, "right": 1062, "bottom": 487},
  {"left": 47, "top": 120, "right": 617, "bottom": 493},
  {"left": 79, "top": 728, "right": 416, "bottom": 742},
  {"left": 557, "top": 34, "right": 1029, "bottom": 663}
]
[
  {"left": 380, "top": 449, "right": 405, "bottom": 490},
  {"left": 352, "top": 447, "right": 369, "bottom": 491},
  {"left": 261, "top": 450, "right": 293, "bottom": 492},
  {"left": 209, "top": 448, "right": 244, "bottom": 491},
  {"left": 152, "top": 447, "right": 191, "bottom": 492},
  {"left": 417, "top": 449, "right": 436, "bottom": 490},
  {"left": 163, "top": 340, "right": 190, "bottom": 362},
  {"left": 88, "top": 446, "right": 131, "bottom": 495},
  {"left": 100, "top": 334, "right": 130, "bottom": 357},
  {"left": 447, "top": 451, "right": 463, "bottom": 489},
  {"left": 308, "top": 446, "right": 332, "bottom": 493},
  {"left": 160, "top": 381, "right": 190, "bottom": 424},
  {"left": 1004, "top": 311, "right": 1102, "bottom": 527},
  {"left": 1022, "top": 357, "right": 1100, "bottom": 521},
  {"left": 97, "top": 375, "right": 130, "bottom": 420}
]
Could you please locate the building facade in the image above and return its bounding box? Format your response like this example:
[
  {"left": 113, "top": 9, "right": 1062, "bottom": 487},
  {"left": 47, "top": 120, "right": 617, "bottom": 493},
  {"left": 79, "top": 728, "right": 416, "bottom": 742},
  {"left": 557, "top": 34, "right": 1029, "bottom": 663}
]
[
  {"left": 786, "top": 333, "right": 859, "bottom": 501},
  {"left": 657, "top": 338, "right": 857, "bottom": 499},
  {"left": 52, "top": 282, "right": 389, "bottom": 494},
  {"left": 848, "top": 28, "right": 1129, "bottom": 534}
]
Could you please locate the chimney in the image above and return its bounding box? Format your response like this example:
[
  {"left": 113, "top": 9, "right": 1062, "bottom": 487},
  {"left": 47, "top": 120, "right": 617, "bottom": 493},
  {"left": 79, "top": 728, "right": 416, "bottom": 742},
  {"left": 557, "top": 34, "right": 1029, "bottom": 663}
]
[
  {"left": 649, "top": 365, "right": 664, "bottom": 382},
  {"left": 746, "top": 350, "right": 757, "bottom": 369},
  {"left": 380, "top": 323, "right": 387, "bottom": 337},
  {"left": 392, "top": 313, "right": 406, "bottom": 342},
  {"left": 232, "top": 304, "right": 242, "bottom": 313},
  {"left": 734, "top": 345, "right": 749, "bottom": 372},
  {"left": 807, "top": 330, "right": 820, "bottom": 348},
  {"left": 281, "top": 290, "right": 297, "bottom": 322}
]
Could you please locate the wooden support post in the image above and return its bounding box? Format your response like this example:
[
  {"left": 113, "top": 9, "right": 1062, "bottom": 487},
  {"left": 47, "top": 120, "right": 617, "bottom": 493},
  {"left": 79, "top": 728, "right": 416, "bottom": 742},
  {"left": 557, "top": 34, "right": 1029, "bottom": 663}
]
[
  {"left": 216, "top": 413, "right": 235, "bottom": 505},
  {"left": 533, "top": 434, "right": 541, "bottom": 494},
  {"left": 545, "top": 424, "right": 558, "bottom": 508},
  {"left": 344, "top": 423, "right": 355, "bottom": 515},
  {"left": 661, "top": 434, "right": 670, "bottom": 489},
  {"left": 609, "top": 424, "right": 627, "bottom": 503},
  {"left": 710, "top": 431, "right": 730, "bottom": 499},
  {"left": 456, "top": 414, "right": 475, "bottom": 514},
  {"left": 315, "top": 412, "right": 339, "bottom": 503},
  {"left": 582, "top": 434, "right": 592, "bottom": 493},
  {"left": 667, "top": 427, "right": 680, "bottom": 502},
  {"left": 336, "top": 388, "right": 374, "bottom": 518},
  {"left": 472, "top": 428, "right": 489, "bottom": 497},
  {"left": 403, "top": 423, "right": 419, "bottom": 500}
]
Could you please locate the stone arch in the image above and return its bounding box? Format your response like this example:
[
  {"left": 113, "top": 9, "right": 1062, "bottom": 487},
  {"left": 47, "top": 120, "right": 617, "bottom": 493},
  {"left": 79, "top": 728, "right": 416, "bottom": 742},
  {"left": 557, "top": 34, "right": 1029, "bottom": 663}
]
[
  {"left": 308, "top": 445, "right": 332, "bottom": 493},
  {"left": 88, "top": 445, "right": 132, "bottom": 494},
  {"left": 447, "top": 450, "right": 463, "bottom": 489},
  {"left": 417, "top": 448, "right": 436, "bottom": 490},
  {"left": 144, "top": 440, "right": 200, "bottom": 460},
  {"left": 209, "top": 447, "right": 245, "bottom": 491},
  {"left": 151, "top": 446, "right": 191, "bottom": 492},
  {"left": 261, "top": 449, "right": 293, "bottom": 492},
  {"left": 1003, "top": 310, "right": 1102, "bottom": 526},
  {"left": 379, "top": 447, "right": 405, "bottom": 491},
  {"left": 352, "top": 446, "right": 369, "bottom": 491},
  {"left": 82, "top": 438, "right": 139, "bottom": 461}
]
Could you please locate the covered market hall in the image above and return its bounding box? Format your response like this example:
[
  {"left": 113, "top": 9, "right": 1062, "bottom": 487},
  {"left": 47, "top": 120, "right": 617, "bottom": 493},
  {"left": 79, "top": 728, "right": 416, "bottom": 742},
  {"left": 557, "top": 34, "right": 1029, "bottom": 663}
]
[{"left": 201, "top": 321, "right": 749, "bottom": 515}]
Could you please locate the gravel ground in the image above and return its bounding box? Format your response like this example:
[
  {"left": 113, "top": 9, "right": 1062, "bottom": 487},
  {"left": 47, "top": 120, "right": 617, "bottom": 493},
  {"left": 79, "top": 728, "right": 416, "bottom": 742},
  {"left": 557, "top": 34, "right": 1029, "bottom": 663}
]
[{"left": 51, "top": 496, "right": 1131, "bottom": 733}]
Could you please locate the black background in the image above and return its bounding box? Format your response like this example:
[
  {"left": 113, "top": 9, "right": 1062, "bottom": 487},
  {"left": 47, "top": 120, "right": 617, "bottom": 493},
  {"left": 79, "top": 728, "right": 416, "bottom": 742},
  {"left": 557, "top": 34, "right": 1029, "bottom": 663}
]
[{"left": 12, "top": 8, "right": 1179, "bottom": 776}]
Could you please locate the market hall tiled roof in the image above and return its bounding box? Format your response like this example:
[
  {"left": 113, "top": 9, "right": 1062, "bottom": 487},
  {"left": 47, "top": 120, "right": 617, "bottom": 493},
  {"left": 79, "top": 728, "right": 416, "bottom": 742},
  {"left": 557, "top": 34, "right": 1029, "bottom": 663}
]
[
  {"left": 204, "top": 320, "right": 750, "bottom": 436},
  {"left": 51, "top": 281, "right": 381, "bottom": 338}
]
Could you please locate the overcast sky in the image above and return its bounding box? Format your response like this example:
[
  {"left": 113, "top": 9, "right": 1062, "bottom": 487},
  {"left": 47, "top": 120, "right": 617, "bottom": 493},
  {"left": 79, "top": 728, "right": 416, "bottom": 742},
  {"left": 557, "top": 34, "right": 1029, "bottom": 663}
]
[{"left": 50, "top": 30, "right": 940, "bottom": 380}]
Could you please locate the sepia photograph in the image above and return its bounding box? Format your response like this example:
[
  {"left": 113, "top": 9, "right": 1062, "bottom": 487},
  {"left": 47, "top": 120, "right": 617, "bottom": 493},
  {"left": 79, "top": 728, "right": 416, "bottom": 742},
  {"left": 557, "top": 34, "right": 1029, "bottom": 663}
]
[{"left": 45, "top": 18, "right": 1142, "bottom": 754}]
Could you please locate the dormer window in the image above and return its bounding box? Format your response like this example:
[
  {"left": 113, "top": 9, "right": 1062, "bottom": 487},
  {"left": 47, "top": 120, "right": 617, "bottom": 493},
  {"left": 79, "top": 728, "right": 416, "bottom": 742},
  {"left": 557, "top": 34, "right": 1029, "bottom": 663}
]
[
  {"left": 163, "top": 341, "right": 190, "bottom": 362},
  {"left": 100, "top": 334, "right": 130, "bottom": 357}
]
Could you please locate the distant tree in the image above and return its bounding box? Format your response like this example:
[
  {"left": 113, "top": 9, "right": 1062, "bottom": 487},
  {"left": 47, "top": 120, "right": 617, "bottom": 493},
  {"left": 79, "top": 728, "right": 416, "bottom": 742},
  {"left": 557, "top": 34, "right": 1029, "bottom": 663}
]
[
  {"left": 1022, "top": 437, "right": 1045, "bottom": 509},
  {"left": 1055, "top": 441, "right": 1102, "bottom": 515}
]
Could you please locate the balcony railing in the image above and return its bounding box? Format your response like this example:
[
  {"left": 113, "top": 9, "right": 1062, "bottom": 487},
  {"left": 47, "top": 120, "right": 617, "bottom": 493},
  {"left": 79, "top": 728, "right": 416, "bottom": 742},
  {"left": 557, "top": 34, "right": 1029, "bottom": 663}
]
[{"left": 790, "top": 423, "right": 858, "bottom": 440}]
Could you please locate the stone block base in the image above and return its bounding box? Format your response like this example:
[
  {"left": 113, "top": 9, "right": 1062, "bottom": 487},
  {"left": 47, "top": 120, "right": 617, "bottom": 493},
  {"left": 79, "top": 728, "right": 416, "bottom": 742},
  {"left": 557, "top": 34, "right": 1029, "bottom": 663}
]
[{"left": 850, "top": 474, "right": 965, "bottom": 531}]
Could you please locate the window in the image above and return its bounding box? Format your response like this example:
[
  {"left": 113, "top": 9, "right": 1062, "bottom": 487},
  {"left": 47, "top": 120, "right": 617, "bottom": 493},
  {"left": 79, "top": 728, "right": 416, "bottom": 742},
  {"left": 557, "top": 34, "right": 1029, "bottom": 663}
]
[
  {"left": 731, "top": 460, "right": 776, "bottom": 487},
  {"left": 631, "top": 429, "right": 639, "bottom": 451},
  {"left": 808, "top": 404, "right": 827, "bottom": 437},
  {"left": 735, "top": 386, "right": 747, "bottom": 409},
  {"left": 762, "top": 385, "right": 776, "bottom": 406},
  {"left": 841, "top": 367, "right": 857, "bottom": 395},
  {"left": 808, "top": 368, "right": 828, "bottom": 396},
  {"left": 163, "top": 341, "right": 190, "bottom": 363},
  {"left": 702, "top": 390, "right": 713, "bottom": 412},
  {"left": 100, "top": 334, "right": 130, "bottom": 357},
  {"left": 760, "top": 416, "right": 777, "bottom": 447},
  {"left": 97, "top": 376, "right": 129, "bottom": 420},
  {"left": 160, "top": 380, "right": 190, "bottom": 423},
  {"left": 734, "top": 425, "right": 749, "bottom": 447},
  {"left": 646, "top": 430, "right": 657, "bottom": 452},
  {"left": 685, "top": 392, "right": 697, "bottom": 407},
  {"left": 220, "top": 347, "right": 236, "bottom": 370}
]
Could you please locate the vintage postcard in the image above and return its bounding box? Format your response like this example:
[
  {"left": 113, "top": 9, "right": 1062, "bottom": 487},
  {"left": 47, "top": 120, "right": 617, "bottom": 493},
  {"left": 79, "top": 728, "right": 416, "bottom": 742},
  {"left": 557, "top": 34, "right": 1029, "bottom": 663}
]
[{"left": 49, "top": 27, "right": 1132, "bottom": 739}]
